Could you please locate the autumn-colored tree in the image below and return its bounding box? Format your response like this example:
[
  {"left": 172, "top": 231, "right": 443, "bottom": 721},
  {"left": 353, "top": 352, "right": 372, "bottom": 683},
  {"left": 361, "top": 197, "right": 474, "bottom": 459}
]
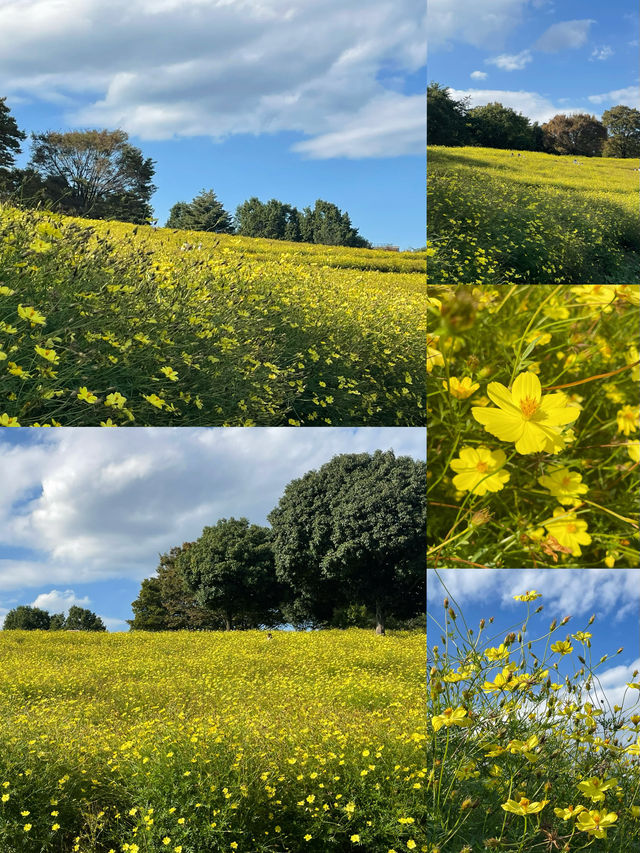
[{"left": 541, "top": 113, "right": 607, "bottom": 156}]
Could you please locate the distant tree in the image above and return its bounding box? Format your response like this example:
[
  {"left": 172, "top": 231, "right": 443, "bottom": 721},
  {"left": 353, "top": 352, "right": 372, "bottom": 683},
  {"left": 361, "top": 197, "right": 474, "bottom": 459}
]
[
  {"left": 49, "top": 613, "right": 66, "bottom": 630},
  {"left": 166, "top": 188, "right": 234, "bottom": 233},
  {"left": 601, "top": 106, "right": 640, "bottom": 158},
  {"left": 468, "top": 102, "right": 535, "bottom": 150},
  {"left": 3, "top": 605, "right": 51, "bottom": 630},
  {"left": 0, "top": 97, "right": 26, "bottom": 172},
  {"left": 234, "top": 197, "right": 298, "bottom": 240},
  {"left": 427, "top": 82, "right": 470, "bottom": 146},
  {"left": 300, "top": 199, "right": 370, "bottom": 248},
  {"left": 177, "top": 518, "right": 281, "bottom": 631},
  {"left": 128, "top": 577, "right": 168, "bottom": 631},
  {"left": 157, "top": 545, "right": 225, "bottom": 630},
  {"left": 268, "top": 450, "right": 426, "bottom": 635},
  {"left": 28, "top": 128, "right": 156, "bottom": 222},
  {"left": 65, "top": 605, "right": 106, "bottom": 631},
  {"left": 541, "top": 113, "right": 607, "bottom": 156}
]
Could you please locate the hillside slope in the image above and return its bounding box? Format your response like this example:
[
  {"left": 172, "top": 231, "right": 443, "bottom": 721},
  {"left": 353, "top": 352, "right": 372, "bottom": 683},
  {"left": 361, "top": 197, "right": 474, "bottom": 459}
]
[
  {"left": 427, "top": 146, "right": 640, "bottom": 284},
  {"left": 0, "top": 206, "right": 425, "bottom": 426}
]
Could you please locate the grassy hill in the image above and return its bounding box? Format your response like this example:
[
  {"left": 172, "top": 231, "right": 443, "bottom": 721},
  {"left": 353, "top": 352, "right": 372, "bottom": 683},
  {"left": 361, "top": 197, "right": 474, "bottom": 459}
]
[
  {"left": 0, "top": 205, "right": 425, "bottom": 426},
  {"left": 0, "top": 629, "right": 426, "bottom": 852},
  {"left": 427, "top": 146, "right": 640, "bottom": 284}
]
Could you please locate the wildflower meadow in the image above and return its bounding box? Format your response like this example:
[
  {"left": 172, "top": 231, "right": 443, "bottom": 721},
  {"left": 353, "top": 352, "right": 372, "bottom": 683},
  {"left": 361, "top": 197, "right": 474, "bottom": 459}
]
[
  {"left": 427, "top": 285, "right": 640, "bottom": 568},
  {"left": 426, "top": 579, "right": 640, "bottom": 852},
  {"left": 0, "top": 205, "right": 425, "bottom": 427},
  {"left": 0, "top": 629, "right": 426, "bottom": 853}
]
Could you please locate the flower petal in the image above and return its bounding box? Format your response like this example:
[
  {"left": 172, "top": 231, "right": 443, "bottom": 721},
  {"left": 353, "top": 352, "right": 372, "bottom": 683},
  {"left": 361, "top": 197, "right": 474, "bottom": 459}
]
[
  {"left": 472, "top": 407, "right": 525, "bottom": 442},
  {"left": 487, "top": 382, "right": 520, "bottom": 413},
  {"left": 512, "top": 372, "right": 541, "bottom": 405},
  {"left": 515, "top": 422, "right": 547, "bottom": 454}
]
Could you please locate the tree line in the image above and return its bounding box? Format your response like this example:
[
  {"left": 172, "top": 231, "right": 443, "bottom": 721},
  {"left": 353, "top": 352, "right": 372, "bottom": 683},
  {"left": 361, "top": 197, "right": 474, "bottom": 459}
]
[
  {"left": 129, "top": 450, "right": 426, "bottom": 634},
  {"left": 428, "top": 83, "right": 640, "bottom": 157},
  {"left": 0, "top": 97, "right": 369, "bottom": 247},
  {"left": 3, "top": 605, "right": 105, "bottom": 631}
]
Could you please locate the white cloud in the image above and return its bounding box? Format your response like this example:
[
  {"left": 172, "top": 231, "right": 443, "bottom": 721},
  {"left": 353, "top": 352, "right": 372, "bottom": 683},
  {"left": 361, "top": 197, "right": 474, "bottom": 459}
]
[
  {"left": 0, "top": 428, "right": 425, "bottom": 592},
  {"left": 0, "top": 0, "right": 425, "bottom": 159},
  {"left": 534, "top": 19, "right": 595, "bottom": 52},
  {"left": 448, "top": 87, "right": 585, "bottom": 123},
  {"left": 31, "top": 589, "right": 91, "bottom": 613},
  {"left": 101, "top": 616, "right": 129, "bottom": 631},
  {"left": 588, "top": 85, "right": 640, "bottom": 107},
  {"left": 590, "top": 45, "right": 614, "bottom": 61},
  {"left": 486, "top": 50, "right": 533, "bottom": 71},
  {"left": 470, "top": 71, "right": 488, "bottom": 80},
  {"left": 429, "top": 0, "right": 529, "bottom": 50}
]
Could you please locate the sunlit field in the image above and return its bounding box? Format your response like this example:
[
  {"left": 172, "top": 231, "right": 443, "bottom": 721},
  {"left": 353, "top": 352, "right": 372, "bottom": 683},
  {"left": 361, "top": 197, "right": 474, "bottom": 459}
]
[
  {"left": 427, "top": 148, "right": 640, "bottom": 284},
  {"left": 0, "top": 630, "right": 426, "bottom": 853},
  {"left": 0, "top": 205, "right": 426, "bottom": 427},
  {"left": 427, "top": 587, "right": 640, "bottom": 852},
  {"left": 427, "top": 284, "right": 640, "bottom": 568}
]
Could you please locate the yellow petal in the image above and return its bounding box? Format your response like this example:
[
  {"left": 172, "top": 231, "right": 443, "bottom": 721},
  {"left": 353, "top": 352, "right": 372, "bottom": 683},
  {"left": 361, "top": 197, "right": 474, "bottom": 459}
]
[
  {"left": 487, "top": 382, "right": 520, "bottom": 413},
  {"left": 515, "top": 422, "right": 547, "bottom": 454},
  {"left": 472, "top": 407, "right": 525, "bottom": 442},
  {"left": 512, "top": 372, "right": 541, "bottom": 405}
]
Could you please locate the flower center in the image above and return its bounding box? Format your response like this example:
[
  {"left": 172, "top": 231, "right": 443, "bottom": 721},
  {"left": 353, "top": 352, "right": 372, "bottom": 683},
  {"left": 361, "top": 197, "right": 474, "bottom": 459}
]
[
  {"left": 561, "top": 476, "right": 572, "bottom": 488},
  {"left": 519, "top": 396, "right": 539, "bottom": 419},
  {"left": 519, "top": 798, "right": 530, "bottom": 809},
  {"left": 594, "top": 815, "right": 600, "bottom": 824},
  {"left": 444, "top": 708, "right": 453, "bottom": 717},
  {"left": 567, "top": 523, "right": 577, "bottom": 533},
  {"left": 476, "top": 461, "right": 489, "bottom": 473}
]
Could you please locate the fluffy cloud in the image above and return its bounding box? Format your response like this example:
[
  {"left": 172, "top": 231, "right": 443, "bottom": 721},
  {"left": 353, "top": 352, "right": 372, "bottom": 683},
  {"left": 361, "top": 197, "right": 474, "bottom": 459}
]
[
  {"left": 448, "top": 87, "right": 585, "bottom": 123},
  {"left": 429, "top": 0, "right": 529, "bottom": 50},
  {"left": 534, "top": 19, "right": 595, "bottom": 52},
  {"left": 590, "top": 45, "right": 614, "bottom": 61},
  {"left": 588, "top": 85, "right": 640, "bottom": 106},
  {"left": 470, "top": 71, "right": 488, "bottom": 80},
  {"left": 486, "top": 50, "right": 533, "bottom": 71},
  {"left": 0, "top": 0, "right": 425, "bottom": 158},
  {"left": 0, "top": 428, "right": 424, "bottom": 592},
  {"left": 31, "top": 589, "right": 91, "bottom": 613}
]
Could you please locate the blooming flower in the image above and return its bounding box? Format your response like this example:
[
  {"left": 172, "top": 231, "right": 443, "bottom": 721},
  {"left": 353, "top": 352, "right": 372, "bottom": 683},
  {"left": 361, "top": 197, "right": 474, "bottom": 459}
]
[
  {"left": 483, "top": 664, "right": 518, "bottom": 693},
  {"left": 77, "top": 387, "right": 98, "bottom": 404},
  {"left": 576, "top": 809, "right": 618, "bottom": 838},
  {"left": 554, "top": 804, "right": 585, "bottom": 821},
  {"left": 551, "top": 640, "right": 573, "bottom": 656},
  {"left": 0, "top": 413, "right": 20, "bottom": 427},
  {"left": 577, "top": 777, "right": 617, "bottom": 803},
  {"left": 472, "top": 372, "right": 580, "bottom": 454},
  {"left": 617, "top": 405, "right": 639, "bottom": 436},
  {"left": 442, "top": 375, "right": 480, "bottom": 399},
  {"left": 541, "top": 508, "right": 591, "bottom": 557},
  {"left": 570, "top": 285, "right": 617, "bottom": 312},
  {"left": 105, "top": 392, "right": 127, "bottom": 409},
  {"left": 537, "top": 466, "right": 588, "bottom": 505},
  {"left": 427, "top": 335, "right": 444, "bottom": 373},
  {"left": 431, "top": 706, "right": 472, "bottom": 732},
  {"left": 17, "top": 304, "right": 46, "bottom": 326},
  {"left": 35, "top": 345, "right": 60, "bottom": 364},
  {"left": 626, "top": 346, "right": 640, "bottom": 382},
  {"left": 627, "top": 441, "right": 640, "bottom": 463},
  {"left": 501, "top": 797, "right": 548, "bottom": 816},
  {"left": 485, "top": 644, "right": 510, "bottom": 660},
  {"left": 449, "top": 446, "right": 510, "bottom": 495},
  {"left": 160, "top": 366, "right": 179, "bottom": 381},
  {"left": 143, "top": 394, "right": 165, "bottom": 409},
  {"left": 513, "top": 590, "right": 541, "bottom": 602}
]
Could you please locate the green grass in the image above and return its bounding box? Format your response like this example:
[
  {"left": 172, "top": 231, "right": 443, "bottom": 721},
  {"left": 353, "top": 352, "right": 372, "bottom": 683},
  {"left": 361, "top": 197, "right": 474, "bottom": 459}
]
[{"left": 427, "top": 147, "right": 640, "bottom": 284}]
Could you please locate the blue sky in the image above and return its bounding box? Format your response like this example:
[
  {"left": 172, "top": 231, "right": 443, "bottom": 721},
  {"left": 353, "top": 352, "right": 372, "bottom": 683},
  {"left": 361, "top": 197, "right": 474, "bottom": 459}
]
[
  {"left": 0, "top": 428, "right": 425, "bottom": 630},
  {"left": 0, "top": 0, "right": 426, "bottom": 249},
  {"left": 429, "top": 0, "right": 639, "bottom": 124},
  {"left": 428, "top": 568, "right": 640, "bottom": 720}
]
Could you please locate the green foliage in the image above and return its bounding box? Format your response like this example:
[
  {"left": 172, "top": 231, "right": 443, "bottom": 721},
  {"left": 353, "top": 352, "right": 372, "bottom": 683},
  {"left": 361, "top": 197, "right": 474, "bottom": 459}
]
[
  {"left": 427, "top": 147, "right": 640, "bottom": 284},
  {"left": 0, "top": 97, "right": 26, "bottom": 171},
  {"left": 128, "top": 577, "right": 167, "bottom": 631},
  {"left": 27, "top": 128, "right": 156, "bottom": 223},
  {"left": 178, "top": 518, "right": 281, "bottom": 630},
  {"left": 541, "top": 113, "right": 607, "bottom": 156},
  {"left": 602, "top": 106, "right": 640, "bottom": 158},
  {"left": 166, "top": 188, "right": 234, "bottom": 233},
  {"left": 64, "top": 605, "right": 106, "bottom": 632},
  {"left": 3, "top": 605, "right": 50, "bottom": 630},
  {"left": 49, "top": 613, "right": 66, "bottom": 631},
  {"left": 427, "top": 83, "right": 470, "bottom": 146},
  {"left": 268, "top": 450, "right": 426, "bottom": 633},
  {"left": 469, "top": 102, "right": 542, "bottom": 151}
]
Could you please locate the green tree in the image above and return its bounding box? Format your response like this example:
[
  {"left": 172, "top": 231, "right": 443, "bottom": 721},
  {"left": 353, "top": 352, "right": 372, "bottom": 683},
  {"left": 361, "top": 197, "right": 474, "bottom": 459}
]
[
  {"left": 468, "top": 102, "right": 535, "bottom": 150},
  {"left": 300, "top": 199, "right": 370, "bottom": 248},
  {"left": 601, "top": 106, "right": 640, "bottom": 158},
  {"left": 541, "top": 113, "right": 607, "bottom": 156},
  {"left": 65, "top": 605, "right": 106, "bottom": 631},
  {"left": 268, "top": 450, "right": 426, "bottom": 634},
  {"left": 28, "top": 128, "right": 156, "bottom": 222},
  {"left": 128, "top": 577, "right": 168, "bottom": 630},
  {"left": 0, "top": 96, "right": 26, "bottom": 171},
  {"left": 157, "top": 545, "right": 225, "bottom": 630},
  {"left": 177, "top": 518, "right": 281, "bottom": 631},
  {"left": 3, "top": 605, "right": 50, "bottom": 630},
  {"left": 234, "top": 197, "right": 301, "bottom": 241},
  {"left": 49, "top": 613, "right": 66, "bottom": 630},
  {"left": 166, "top": 188, "right": 234, "bottom": 233},
  {"left": 427, "top": 82, "right": 470, "bottom": 146}
]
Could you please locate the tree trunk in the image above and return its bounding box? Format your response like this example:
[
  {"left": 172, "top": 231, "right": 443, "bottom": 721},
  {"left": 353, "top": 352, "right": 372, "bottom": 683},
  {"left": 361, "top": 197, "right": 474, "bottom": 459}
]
[
  {"left": 375, "top": 600, "right": 385, "bottom": 635},
  {"left": 225, "top": 611, "right": 233, "bottom": 631}
]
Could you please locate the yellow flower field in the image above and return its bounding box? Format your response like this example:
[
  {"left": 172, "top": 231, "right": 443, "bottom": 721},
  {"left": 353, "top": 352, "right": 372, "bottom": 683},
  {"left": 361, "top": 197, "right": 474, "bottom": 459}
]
[
  {"left": 0, "top": 205, "right": 426, "bottom": 426},
  {"left": 0, "top": 629, "right": 426, "bottom": 853},
  {"left": 427, "top": 147, "right": 640, "bottom": 284}
]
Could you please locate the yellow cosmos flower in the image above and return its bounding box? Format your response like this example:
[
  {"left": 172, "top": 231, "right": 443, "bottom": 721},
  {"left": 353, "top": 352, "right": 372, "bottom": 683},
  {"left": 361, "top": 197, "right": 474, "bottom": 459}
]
[
  {"left": 513, "top": 590, "right": 541, "bottom": 602},
  {"left": 34, "top": 345, "right": 60, "bottom": 364},
  {"left": 576, "top": 809, "right": 618, "bottom": 838},
  {"left": 17, "top": 304, "right": 46, "bottom": 326},
  {"left": 77, "top": 387, "right": 98, "bottom": 404},
  {"left": 431, "top": 706, "right": 471, "bottom": 732},
  {"left": 484, "top": 644, "right": 509, "bottom": 660},
  {"left": 427, "top": 335, "right": 444, "bottom": 373},
  {"left": 554, "top": 804, "right": 585, "bottom": 821},
  {"left": 442, "top": 376, "right": 480, "bottom": 399},
  {"left": 541, "top": 508, "right": 591, "bottom": 557},
  {"left": 0, "top": 413, "right": 21, "bottom": 427},
  {"left": 483, "top": 664, "right": 518, "bottom": 693},
  {"left": 143, "top": 394, "right": 165, "bottom": 409},
  {"left": 501, "top": 797, "right": 548, "bottom": 816},
  {"left": 537, "top": 466, "right": 588, "bottom": 505},
  {"left": 105, "top": 392, "right": 127, "bottom": 409},
  {"left": 524, "top": 330, "right": 552, "bottom": 347},
  {"left": 627, "top": 441, "right": 640, "bottom": 463},
  {"left": 616, "top": 284, "right": 640, "bottom": 306},
  {"left": 572, "top": 631, "right": 592, "bottom": 644},
  {"left": 472, "top": 372, "right": 580, "bottom": 455},
  {"left": 617, "top": 405, "right": 640, "bottom": 436},
  {"left": 160, "top": 366, "right": 179, "bottom": 381},
  {"left": 577, "top": 777, "right": 617, "bottom": 803},
  {"left": 551, "top": 640, "right": 573, "bottom": 656},
  {"left": 626, "top": 346, "right": 640, "bottom": 382},
  {"left": 570, "top": 285, "right": 617, "bottom": 312},
  {"left": 449, "top": 446, "right": 510, "bottom": 495}
]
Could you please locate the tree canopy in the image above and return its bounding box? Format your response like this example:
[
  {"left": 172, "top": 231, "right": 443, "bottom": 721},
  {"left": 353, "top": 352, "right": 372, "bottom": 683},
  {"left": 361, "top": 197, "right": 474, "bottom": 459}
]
[
  {"left": 3, "top": 605, "right": 51, "bottom": 630},
  {"left": 2, "top": 604, "right": 106, "bottom": 631},
  {"left": 268, "top": 450, "right": 426, "bottom": 634},
  {"left": 601, "top": 106, "right": 640, "bottom": 158},
  {"left": 166, "top": 188, "right": 234, "bottom": 233},
  {"left": 0, "top": 96, "right": 26, "bottom": 171},
  {"left": 541, "top": 113, "right": 607, "bottom": 157}
]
